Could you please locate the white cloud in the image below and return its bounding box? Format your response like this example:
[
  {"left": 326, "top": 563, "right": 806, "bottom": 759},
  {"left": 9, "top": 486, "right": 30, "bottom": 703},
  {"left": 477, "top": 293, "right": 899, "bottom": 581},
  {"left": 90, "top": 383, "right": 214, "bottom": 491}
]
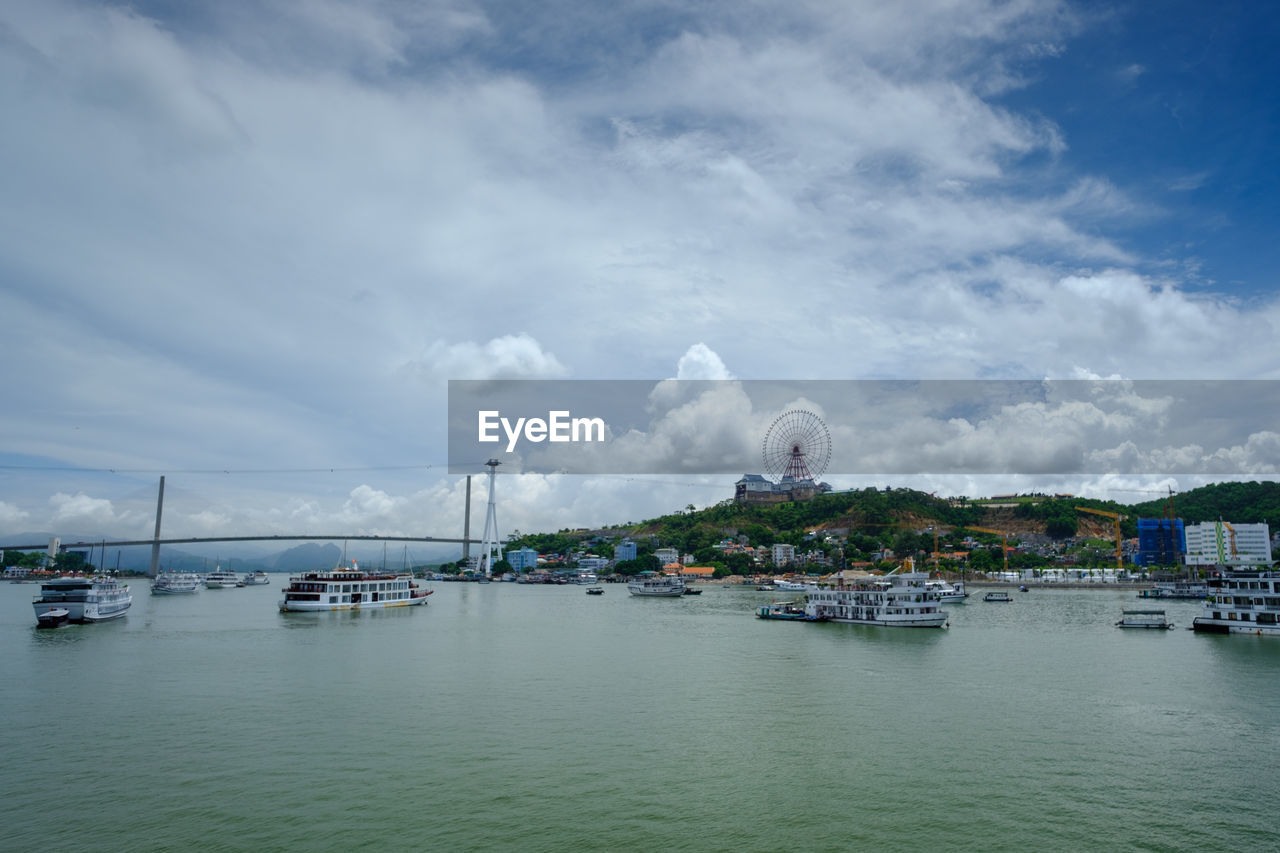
[
  {"left": 406, "top": 335, "right": 569, "bottom": 381},
  {"left": 1, "top": 0, "right": 1278, "bottom": 538},
  {"left": 674, "top": 343, "right": 734, "bottom": 380}
]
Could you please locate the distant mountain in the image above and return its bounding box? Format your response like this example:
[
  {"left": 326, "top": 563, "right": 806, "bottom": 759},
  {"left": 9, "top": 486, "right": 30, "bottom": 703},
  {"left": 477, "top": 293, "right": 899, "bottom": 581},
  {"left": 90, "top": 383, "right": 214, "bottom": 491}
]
[{"left": 269, "top": 543, "right": 343, "bottom": 572}]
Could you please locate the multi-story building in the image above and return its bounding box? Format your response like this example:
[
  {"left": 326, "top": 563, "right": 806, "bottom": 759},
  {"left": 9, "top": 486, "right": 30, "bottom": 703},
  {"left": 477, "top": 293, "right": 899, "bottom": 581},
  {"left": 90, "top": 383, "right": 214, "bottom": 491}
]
[
  {"left": 654, "top": 547, "right": 679, "bottom": 565},
  {"left": 1184, "top": 521, "right": 1272, "bottom": 567},
  {"left": 614, "top": 539, "right": 637, "bottom": 561},
  {"left": 1136, "top": 518, "right": 1185, "bottom": 567},
  {"left": 506, "top": 547, "right": 539, "bottom": 571},
  {"left": 771, "top": 543, "right": 796, "bottom": 566}
]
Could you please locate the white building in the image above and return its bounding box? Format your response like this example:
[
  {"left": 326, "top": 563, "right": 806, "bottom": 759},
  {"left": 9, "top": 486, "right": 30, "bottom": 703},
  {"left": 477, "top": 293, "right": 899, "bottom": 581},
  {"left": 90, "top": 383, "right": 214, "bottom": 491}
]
[
  {"left": 654, "top": 547, "right": 680, "bottom": 565},
  {"left": 1184, "top": 521, "right": 1272, "bottom": 567},
  {"left": 507, "top": 547, "right": 539, "bottom": 571},
  {"left": 771, "top": 543, "right": 796, "bottom": 566}
]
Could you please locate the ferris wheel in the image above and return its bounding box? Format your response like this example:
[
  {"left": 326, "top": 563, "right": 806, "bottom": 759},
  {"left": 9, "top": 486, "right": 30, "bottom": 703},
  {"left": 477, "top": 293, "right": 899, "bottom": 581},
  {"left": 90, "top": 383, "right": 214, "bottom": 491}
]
[{"left": 762, "top": 409, "right": 831, "bottom": 482}]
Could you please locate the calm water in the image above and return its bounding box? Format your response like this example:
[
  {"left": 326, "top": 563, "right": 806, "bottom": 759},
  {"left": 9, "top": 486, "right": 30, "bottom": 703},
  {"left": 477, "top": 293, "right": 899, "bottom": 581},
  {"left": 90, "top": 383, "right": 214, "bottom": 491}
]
[{"left": 2, "top": 579, "right": 1278, "bottom": 852}]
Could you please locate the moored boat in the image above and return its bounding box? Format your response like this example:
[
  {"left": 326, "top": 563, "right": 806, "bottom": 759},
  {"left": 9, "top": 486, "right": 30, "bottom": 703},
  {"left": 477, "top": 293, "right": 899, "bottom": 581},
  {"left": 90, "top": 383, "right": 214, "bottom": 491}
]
[
  {"left": 757, "top": 602, "right": 823, "bottom": 621},
  {"left": 926, "top": 579, "right": 969, "bottom": 603},
  {"left": 204, "top": 567, "right": 240, "bottom": 589},
  {"left": 1138, "top": 581, "right": 1208, "bottom": 600},
  {"left": 804, "top": 566, "right": 948, "bottom": 627},
  {"left": 1192, "top": 569, "right": 1280, "bottom": 636},
  {"left": 151, "top": 571, "right": 201, "bottom": 595},
  {"left": 279, "top": 560, "right": 432, "bottom": 612},
  {"left": 627, "top": 571, "right": 686, "bottom": 597},
  {"left": 241, "top": 570, "right": 270, "bottom": 586},
  {"left": 32, "top": 576, "right": 132, "bottom": 624},
  {"left": 1116, "top": 609, "right": 1173, "bottom": 629}
]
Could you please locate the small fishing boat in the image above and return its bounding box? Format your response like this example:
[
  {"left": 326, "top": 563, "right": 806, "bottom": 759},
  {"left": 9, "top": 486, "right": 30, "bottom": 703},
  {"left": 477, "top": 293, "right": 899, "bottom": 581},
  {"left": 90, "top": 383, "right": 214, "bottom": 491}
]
[
  {"left": 1116, "top": 609, "right": 1173, "bottom": 629},
  {"left": 35, "top": 607, "right": 70, "bottom": 629},
  {"left": 586, "top": 586, "right": 604, "bottom": 595},
  {"left": 984, "top": 591, "right": 1013, "bottom": 602}
]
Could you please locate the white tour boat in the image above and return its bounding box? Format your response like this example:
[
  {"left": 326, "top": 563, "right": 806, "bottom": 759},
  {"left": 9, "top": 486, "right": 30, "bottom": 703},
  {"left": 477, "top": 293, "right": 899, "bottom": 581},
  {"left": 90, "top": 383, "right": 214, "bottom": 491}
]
[
  {"left": 804, "top": 566, "right": 948, "bottom": 627},
  {"left": 1192, "top": 569, "right": 1280, "bottom": 636},
  {"left": 627, "top": 571, "right": 687, "bottom": 597},
  {"left": 151, "top": 571, "right": 202, "bottom": 595},
  {"left": 204, "top": 567, "right": 241, "bottom": 589},
  {"left": 926, "top": 579, "right": 969, "bottom": 602},
  {"left": 278, "top": 561, "right": 432, "bottom": 612},
  {"left": 32, "top": 576, "right": 133, "bottom": 624},
  {"left": 240, "top": 571, "right": 270, "bottom": 586},
  {"left": 773, "top": 579, "right": 809, "bottom": 591}
]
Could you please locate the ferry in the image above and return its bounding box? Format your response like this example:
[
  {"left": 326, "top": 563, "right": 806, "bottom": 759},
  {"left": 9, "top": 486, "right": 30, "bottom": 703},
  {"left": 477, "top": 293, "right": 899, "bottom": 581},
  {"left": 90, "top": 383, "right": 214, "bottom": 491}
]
[
  {"left": 804, "top": 566, "right": 948, "bottom": 627},
  {"left": 772, "top": 579, "right": 809, "bottom": 592},
  {"left": 1192, "top": 569, "right": 1280, "bottom": 636},
  {"left": 627, "top": 571, "right": 686, "bottom": 597},
  {"left": 204, "top": 567, "right": 241, "bottom": 589},
  {"left": 151, "top": 571, "right": 202, "bottom": 595},
  {"left": 278, "top": 561, "right": 432, "bottom": 612},
  {"left": 32, "top": 576, "right": 132, "bottom": 624},
  {"left": 984, "top": 591, "right": 1013, "bottom": 602},
  {"left": 240, "top": 571, "right": 270, "bottom": 586}
]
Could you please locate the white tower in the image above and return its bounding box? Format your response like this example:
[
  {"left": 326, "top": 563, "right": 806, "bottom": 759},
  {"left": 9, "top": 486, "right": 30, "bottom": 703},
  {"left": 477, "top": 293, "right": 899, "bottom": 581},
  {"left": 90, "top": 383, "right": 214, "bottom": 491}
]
[{"left": 478, "top": 459, "right": 503, "bottom": 577}]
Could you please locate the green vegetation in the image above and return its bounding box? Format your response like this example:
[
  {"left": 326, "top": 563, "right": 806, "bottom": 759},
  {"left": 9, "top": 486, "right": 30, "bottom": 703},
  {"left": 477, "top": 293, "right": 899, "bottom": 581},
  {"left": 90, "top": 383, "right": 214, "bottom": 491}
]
[{"left": 496, "top": 481, "right": 1280, "bottom": 572}]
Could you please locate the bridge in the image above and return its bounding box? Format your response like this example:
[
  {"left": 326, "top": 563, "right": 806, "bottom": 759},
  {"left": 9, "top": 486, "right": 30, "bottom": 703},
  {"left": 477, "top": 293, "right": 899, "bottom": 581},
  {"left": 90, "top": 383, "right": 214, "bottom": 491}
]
[
  {"left": 5, "top": 535, "right": 479, "bottom": 551},
  {"left": 8, "top": 473, "right": 490, "bottom": 575}
]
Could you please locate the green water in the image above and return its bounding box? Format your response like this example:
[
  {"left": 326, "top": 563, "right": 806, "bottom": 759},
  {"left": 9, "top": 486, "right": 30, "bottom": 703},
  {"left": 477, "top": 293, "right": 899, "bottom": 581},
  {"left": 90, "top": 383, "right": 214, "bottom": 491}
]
[{"left": 2, "top": 581, "right": 1277, "bottom": 852}]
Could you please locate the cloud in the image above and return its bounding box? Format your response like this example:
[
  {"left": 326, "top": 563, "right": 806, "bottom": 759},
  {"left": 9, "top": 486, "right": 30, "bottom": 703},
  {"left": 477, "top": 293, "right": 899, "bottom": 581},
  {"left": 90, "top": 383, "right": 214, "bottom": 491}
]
[
  {"left": 2, "top": 0, "right": 1280, "bottom": 539},
  {"left": 0, "top": 501, "right": 31, "bottom": 530},
  {"left": 673, "top": 343, "right": 734, "bottom": 380},
  {"left": 407, "top": 335, "right": 569, "bottom": 381}
]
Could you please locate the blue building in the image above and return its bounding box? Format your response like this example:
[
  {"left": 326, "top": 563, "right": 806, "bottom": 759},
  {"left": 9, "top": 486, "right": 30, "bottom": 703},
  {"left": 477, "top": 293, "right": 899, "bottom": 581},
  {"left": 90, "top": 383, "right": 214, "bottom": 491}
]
[
  {"left": 1136, "top": 518, "right": 1185, "bottom": 567},
  {"left": 507, "top": 547, "right": 539, "bottom": 572},
  {"left": 614, "top": 539, "right": 637, "bottom": 561}
]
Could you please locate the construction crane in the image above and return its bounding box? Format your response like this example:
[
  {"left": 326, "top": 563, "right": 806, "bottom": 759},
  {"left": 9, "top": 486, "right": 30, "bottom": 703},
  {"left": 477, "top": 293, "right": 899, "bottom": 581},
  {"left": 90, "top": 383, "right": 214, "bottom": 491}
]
[
  {"left": 1219, "top": 521, "right": 1239, "bottom": 564},
  {"left": 1076, "top": 506, "right": 1125, "bottom": 569},
  {"left": 961, "top": 526, "right": 1011, "bottom": 574}
]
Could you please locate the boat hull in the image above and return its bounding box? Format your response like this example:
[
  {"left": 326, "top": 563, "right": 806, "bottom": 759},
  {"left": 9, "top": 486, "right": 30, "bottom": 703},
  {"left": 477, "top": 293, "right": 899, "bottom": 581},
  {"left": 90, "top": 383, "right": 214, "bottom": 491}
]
[
  {"left": 1192, "top": 617, "right": 1280, "bottom": 636},
  {"left": 822, "top": 613, "right": 948, "bottom": 627},
  {"left": 82, "top": 600, "right": 132, "bottom": 621},
  {"left": 279, "top": 594, "right": 431, "bottom": 612}
]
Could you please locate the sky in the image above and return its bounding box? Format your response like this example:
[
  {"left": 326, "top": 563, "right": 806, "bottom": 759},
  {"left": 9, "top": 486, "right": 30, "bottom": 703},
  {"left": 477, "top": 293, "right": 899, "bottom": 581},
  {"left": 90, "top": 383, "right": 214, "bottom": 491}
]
[{"left": 2, "top": 0, "right": 1278, "bottom": 557}]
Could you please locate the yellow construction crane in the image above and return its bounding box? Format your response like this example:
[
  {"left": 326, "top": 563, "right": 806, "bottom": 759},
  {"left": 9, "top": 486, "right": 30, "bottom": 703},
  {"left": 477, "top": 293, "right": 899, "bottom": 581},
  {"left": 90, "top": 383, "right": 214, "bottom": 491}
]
[
  {"left": 1075, "top": 507, "right": 1125, "bottom": 569},
  {"left": 1220, "top": 521, "right": 1239, "bottom": 563},
  {"left": 961, "top": 526, "right": 1011, "bottom": 574}
]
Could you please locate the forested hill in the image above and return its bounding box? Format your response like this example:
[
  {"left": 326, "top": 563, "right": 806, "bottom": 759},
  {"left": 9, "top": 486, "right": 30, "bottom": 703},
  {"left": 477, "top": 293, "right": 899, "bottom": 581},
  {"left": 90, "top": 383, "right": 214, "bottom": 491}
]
[
  {"left": 1126, "top": 481, "right": 1280, "bottom": 525},
  {"left": 510, "top": 481, "right": 1280, "bottom": 558}
]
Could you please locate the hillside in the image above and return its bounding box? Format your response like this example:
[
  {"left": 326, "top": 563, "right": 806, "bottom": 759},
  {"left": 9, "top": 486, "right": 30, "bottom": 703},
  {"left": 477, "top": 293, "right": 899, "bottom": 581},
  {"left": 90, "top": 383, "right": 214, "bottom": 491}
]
[{"left": 512, "top": 480, "right": 1280, "bottom": 557}]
